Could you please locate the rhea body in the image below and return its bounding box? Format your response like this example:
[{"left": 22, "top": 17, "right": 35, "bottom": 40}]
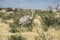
[{"left": 19, "top": 11, "right": 34, "bottom": 26}]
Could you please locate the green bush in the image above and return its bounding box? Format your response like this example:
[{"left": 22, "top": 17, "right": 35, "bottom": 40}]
[
  {"left": 0, "top": 12, "right": 5, "bottom": 18},
  {"left": 9, "top": 35, "right": 26, "bottom": 40},
  {"left": 9, "top": 23, "right": 18, "bottom": 33}
]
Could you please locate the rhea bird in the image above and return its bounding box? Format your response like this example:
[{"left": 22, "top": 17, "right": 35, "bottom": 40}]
[{"left": 19, "top": 10, "right": 35, "bottom": 26}]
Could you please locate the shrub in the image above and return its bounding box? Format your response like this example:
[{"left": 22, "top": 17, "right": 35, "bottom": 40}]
[
  {"left": 9, "top": 35, "right": 26, "bottom": 40},
  {"left": 9, "top": 23, "right": 18, "bottom": 33}
]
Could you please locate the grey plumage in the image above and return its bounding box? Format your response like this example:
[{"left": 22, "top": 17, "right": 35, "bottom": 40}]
[{"left": 19, "top": 11, "right": 34, "bottom": 26}]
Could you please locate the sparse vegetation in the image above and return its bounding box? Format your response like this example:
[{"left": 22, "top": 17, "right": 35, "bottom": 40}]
[{"left": 0, "top": 8, "right": 60, "bottom": 40}]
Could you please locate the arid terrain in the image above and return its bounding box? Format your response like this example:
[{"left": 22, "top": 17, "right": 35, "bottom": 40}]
[{"left": 0, "top": 8, "right": 60, "bottom": 40}]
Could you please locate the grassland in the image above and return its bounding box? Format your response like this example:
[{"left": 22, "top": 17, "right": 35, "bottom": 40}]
[{"left": 0, "top": 8, "right": 60, "bottom": 40}]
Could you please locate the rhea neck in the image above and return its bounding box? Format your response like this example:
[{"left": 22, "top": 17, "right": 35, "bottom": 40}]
[
  {"left": 32, "top": 12, "right": 34, "bottom": 16},
  {"left": 29, "top": 12, "right": 34, "bottom": 20}
]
